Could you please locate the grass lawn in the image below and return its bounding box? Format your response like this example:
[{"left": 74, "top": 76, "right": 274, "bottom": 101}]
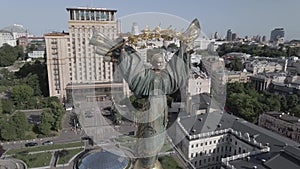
[
  {"left": 14, "top": 152, "right": 52, "bottom": 168},
  {"left": 115, "top": 135, "right": 136, "bottom": 142},
  {"left": 6, "top": 141, "right": 84, "bottom": 155},
  {"left": 57, "top": 148, "right": 84, "bottom": 164},
  {"left": 159, "top": 156, "right": 183, "bottom": 169},
  {"left": 160, "top": 141, "right": 173, "bottom": 152}
]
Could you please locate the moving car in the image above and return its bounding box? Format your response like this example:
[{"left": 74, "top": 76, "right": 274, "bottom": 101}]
[
  {"left": 42, "top": 140, "right": 53, "bottom": 145},
  {"left": 25, "top": 142, "right": 38, "bottom": 147}
]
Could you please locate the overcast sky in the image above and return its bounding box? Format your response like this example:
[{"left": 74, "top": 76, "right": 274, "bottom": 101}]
[{"left": 1, "top": 0, "right": 299, "bottom": 40}]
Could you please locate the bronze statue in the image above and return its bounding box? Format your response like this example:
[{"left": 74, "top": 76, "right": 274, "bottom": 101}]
[{"left": 90, "top": 18, "right": 200, "bottom": 169}]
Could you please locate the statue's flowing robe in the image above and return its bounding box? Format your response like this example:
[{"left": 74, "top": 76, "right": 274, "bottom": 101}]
[{"left": 116, "top": 44, "right": 189, "bottom": 167}]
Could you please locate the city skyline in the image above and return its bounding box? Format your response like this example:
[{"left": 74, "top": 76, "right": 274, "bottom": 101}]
[{"left": 1, "top": 0, "right": 300, "bottom": 40}]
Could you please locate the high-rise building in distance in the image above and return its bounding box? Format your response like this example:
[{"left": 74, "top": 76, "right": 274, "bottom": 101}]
[
  {"left": 45, "top": 7, "right": 120, "bottom": 100},
  {"left": 131, "top": 22, "right": 139, "bottom": 35},
  {"left": 270, "top": 28, "right": 284, "bottom": 42},
  {"left": 226, "top": 29, "right": 232, "bottom": 41}
]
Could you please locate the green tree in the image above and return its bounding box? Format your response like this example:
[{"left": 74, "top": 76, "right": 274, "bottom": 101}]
[
  {"left": 0, "top": 68, "right": 16, "bottom": 86},
  {"left": 26, "top": 44, "right": 36, "bottom": 53},
  {"left": 231, "top": 57, "right": 243, "bottom": 71},
  {"left": 48, "top": 100, "right": 65, "bottom": 131},
  {"left": 279, "top": 96, "right": 288, "bottom": 111},
  {"left": 38, "top": 109, "right": 54, "bottom": 135},
  {"left": 0, "top": 100, "right": 2, "bottom": 113},
  {"left": 1, "top": 99, "right": 14, "bottom": 114},
  {"left": 0, "top": 123, "right": 18, "bottom": 141},
  {"left": 11, "top": 84, "right": 34, "bottom": 108},
  {"left": 217, "top": 43, "right": 289, "bottom": 58},
  {"left": 287, "top": 94, "right": 298, "bottom": 110},
  {"left": 12, "top": 111, "right": 30, "bottom": 139},
  {"left": 291, "top": 105, "right": 300, "bottom": 117},
  {"left": 24, "top": 73, "right": 41, "bottom": 96},
  {"left": 16, "top": 60, "right": 49, "bottom": 96},
  {"left": 0, "top": 44, "right": 18, "bottom": 67}
]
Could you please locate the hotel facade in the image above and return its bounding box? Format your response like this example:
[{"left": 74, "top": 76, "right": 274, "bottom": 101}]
[{"left": 45, "top": 7, "right": 121, "bottom": 101}]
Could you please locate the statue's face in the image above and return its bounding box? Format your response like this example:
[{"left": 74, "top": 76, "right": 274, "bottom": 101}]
[{"left": 151, "top": 53, "right": 165, "bottom": 70}]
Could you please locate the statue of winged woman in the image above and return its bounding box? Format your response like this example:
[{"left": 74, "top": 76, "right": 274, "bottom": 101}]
[{"left": 90, "top": 19, "right": 200, "bottom": 169}]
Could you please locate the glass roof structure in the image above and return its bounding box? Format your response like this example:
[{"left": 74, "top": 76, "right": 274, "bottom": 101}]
[{"left": 77, "top": 150, "right": 129, "bottom": 169}]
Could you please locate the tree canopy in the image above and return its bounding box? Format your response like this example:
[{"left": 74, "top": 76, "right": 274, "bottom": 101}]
[
  {"left": 226, "top": 82, "right": 300, "bottom": 123},
  {"left": 0, "top": 44, "right": 24, "bottom": 67},
  {"left": 217, "top": 43, "right": 300, "bottom": 57}
]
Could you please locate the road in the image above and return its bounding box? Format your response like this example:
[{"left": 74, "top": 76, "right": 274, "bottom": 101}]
[
  {"left": 1, "top": 109, "right": 85, "bottom": 151},
  {"left": 0, "top": 100, "right": 141, "bottom": 168}
]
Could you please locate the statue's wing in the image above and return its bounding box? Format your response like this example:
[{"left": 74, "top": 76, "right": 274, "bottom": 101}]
[{"left": 182, "top": 18, "right": 201, "bottom": 43}]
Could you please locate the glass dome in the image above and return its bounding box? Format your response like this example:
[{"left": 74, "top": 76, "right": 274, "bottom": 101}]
[{"left": 77, "top": 150, "right": 129, "bottom": 169}]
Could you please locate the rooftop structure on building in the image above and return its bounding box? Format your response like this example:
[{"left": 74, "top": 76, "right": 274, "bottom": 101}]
[
  {"left": 259, "top": 111, "right": 300, "bottom": 143},
  {"left": 172, "top": 112, "right": 300, "bottom": 169},
  {"left": 226, "top": 71, "right": 252, "bottom": 83},
  {"left": 245, "top": 60, "right": 283, "bottom": 75}
]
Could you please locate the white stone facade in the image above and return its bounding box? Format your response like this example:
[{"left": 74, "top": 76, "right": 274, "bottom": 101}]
[
  {"left": 0, "top": 30, "right": 16, "bottom": 47},
  {"left": 175, "top": 117, "right": 268, "bottom": 169}
]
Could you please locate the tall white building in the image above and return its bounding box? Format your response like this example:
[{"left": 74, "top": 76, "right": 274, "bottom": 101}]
[{"left": 45, "top": 7, "right": 120, "bottom": 100}]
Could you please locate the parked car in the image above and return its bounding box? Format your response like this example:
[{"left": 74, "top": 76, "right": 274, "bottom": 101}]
[
  {"left": 25, "top": 142, "right": 38, "bottom": 147},
  {"left": 42, "top": 140, "right": 53, "bottom": 145},
  {"left": 85, "top": 111, "right": 94, "bottom": 118}
]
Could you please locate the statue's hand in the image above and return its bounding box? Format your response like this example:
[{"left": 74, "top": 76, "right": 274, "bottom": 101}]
[
  {"left": 89, "top": 31, "right": 124, "bottom": 63},
  {"left": 104, "top": 39, "right": 126, "bottom": 63}
]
